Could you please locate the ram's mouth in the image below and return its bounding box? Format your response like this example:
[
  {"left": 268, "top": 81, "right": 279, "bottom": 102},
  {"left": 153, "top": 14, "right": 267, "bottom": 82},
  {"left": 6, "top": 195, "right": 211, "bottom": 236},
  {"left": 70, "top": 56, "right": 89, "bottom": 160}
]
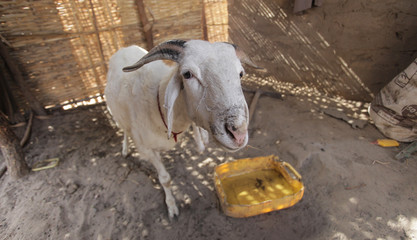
[
  {"left": 225, "top": 123, "right": 235, "bottom": 141},
  {"left": 210, "top": 123, "right": 248, "bottom": 152}
]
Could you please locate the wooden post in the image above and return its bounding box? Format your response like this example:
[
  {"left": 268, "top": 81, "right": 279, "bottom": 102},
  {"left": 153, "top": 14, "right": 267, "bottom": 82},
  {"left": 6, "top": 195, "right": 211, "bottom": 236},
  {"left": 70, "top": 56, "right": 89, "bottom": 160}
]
[
  {"left": 0, "top": 41, "right": 46, "bottom": 116},
  {"left": 135, "top": 0, "right": 154, "bottom": 50},
  {"left": 88, "top": 0, "right": 108, "bottom": 74},
  {"left": 202, "top": 2, "right": 208, "bottom": 41},
  {"left": 0, "top": 113, "right": 29, "bottom": 179}
]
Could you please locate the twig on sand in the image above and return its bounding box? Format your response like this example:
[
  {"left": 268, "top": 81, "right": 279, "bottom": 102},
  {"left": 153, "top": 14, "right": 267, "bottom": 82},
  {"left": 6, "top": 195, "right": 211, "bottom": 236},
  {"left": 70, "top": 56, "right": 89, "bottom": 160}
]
[
  {"left": 119, "top": 167, "right": 132, "bottom": 184},
  {"left": 127, "top": 178, "right": 141, "bottom": 186},
  {"left": 372, "top": 160, "right": 395, "bottom": 171},
  {"left": 372, "top": 160, "right": 391, "bottom": 165},
  {"left": 245, "top": 144, "right": 262, "bottom": 151}
]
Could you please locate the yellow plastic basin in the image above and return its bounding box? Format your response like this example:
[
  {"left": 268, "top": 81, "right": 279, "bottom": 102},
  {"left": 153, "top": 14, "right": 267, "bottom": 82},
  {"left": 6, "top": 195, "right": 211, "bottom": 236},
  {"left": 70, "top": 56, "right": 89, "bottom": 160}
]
[{"left": 214, "top": 155, "right": 304, "bottom": 218}]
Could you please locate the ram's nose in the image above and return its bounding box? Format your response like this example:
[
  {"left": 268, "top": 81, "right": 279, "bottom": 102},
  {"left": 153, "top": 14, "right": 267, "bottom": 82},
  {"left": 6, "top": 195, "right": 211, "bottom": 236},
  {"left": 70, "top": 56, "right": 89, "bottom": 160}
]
[{"left": 226, "top": 122, "right": 248, "bottom": 146}]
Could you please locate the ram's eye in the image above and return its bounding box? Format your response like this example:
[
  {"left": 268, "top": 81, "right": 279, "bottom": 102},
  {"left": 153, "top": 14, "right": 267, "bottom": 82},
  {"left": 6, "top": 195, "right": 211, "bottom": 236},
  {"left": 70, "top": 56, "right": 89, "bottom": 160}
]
[
  {"left": 239, "top": 71, "right": 244, "bottom": 78},
  {"left": 183, "top": 71, "right": 192, "bottom": 79}
]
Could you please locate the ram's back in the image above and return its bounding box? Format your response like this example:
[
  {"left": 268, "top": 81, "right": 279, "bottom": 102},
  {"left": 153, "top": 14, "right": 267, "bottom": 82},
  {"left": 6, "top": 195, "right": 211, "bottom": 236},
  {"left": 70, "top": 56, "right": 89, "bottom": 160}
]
[{"left": 105, "top": 46, "right": 177, "bottom": 148}]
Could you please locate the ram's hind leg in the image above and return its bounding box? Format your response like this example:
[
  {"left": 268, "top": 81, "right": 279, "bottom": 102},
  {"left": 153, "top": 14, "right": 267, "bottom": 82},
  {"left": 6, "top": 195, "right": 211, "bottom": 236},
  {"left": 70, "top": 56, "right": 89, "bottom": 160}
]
[{"left": 141, "top": 148, "right": 179, "bottom": 219}]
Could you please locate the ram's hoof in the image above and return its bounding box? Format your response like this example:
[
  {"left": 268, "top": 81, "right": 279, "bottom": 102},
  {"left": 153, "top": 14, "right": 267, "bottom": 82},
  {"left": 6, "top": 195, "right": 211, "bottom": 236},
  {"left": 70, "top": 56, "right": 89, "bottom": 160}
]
[{"left": 168, "top": 204, "right": 179, "bottom": 220}]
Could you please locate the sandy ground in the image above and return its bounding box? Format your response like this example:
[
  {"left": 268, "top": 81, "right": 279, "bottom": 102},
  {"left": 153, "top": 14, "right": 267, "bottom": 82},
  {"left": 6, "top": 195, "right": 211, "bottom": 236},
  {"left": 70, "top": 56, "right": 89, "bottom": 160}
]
[{"left": 1, "top": 91, "right": 417, "bottom": 240}]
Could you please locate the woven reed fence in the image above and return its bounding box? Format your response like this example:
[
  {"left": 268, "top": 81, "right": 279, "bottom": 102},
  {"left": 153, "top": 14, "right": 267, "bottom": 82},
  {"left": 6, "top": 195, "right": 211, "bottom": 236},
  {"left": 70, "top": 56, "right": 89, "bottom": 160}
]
[
  {"left": 0, "top": 0, "right": 228, "bottom": 112},
  {"left": 3, "top": 0, "right": 411, "bottom": 114}
]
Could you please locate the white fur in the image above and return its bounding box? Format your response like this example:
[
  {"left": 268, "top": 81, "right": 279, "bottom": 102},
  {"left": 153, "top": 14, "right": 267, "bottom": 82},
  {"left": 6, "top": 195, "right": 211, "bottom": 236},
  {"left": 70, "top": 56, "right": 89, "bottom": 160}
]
[{"left": 105, "top": 40, "right": 249, "bottom": 218}]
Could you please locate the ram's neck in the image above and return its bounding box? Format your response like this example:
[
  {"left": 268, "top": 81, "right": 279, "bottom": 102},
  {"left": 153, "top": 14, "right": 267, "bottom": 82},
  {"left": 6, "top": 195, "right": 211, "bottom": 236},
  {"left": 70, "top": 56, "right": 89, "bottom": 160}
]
[{"left": 158, "top": 74, "right": 192, "bottom": 135}]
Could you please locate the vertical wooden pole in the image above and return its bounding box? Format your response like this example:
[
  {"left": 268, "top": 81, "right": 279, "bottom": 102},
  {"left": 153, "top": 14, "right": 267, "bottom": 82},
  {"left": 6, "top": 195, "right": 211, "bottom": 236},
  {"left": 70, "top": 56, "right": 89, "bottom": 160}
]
[
  {"left": 88, "top": 0, "right": 108, "bottom": 74},
  {"left": 0, "top": 41, "right": 46, "bottom": 116},
  {"left": 202, "top": 1, "right": 208, "bottom": 41},
  {"left": 0, "top": 113, "right": 29, "bottom": 179},
  {"left": 135, "top": 0, "right": 154, "bottom": 50}
]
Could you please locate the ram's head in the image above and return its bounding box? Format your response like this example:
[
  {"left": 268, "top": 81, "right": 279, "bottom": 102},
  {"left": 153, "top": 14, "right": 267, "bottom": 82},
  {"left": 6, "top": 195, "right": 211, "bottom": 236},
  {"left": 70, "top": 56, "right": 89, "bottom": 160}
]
[{"left": 123, "top": 40, "right": 262, "bottom": 151}]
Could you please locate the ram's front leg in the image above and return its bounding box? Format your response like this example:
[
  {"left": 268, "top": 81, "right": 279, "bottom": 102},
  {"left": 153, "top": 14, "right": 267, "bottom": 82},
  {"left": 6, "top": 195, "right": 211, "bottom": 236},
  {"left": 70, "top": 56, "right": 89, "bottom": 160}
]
[
  {"left": 122, "top": 132, "right": 129, "bottom": 157},
  {"left": 143, "top": 149, "right": 179, "bottom": 219},
  {"left": 192, "top": 122, "right": 209, "bottom": 153}
]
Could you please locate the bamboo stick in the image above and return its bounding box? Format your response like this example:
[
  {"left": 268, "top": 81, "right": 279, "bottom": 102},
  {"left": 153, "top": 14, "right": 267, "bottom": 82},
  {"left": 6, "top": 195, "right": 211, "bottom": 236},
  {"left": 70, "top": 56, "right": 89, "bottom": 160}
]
[
  {"left": 135, "top": 0, "right": 153, "bottom": 50},
  {"left": 202, "top": 2, "right": 208, "bottom": 40},
  {"left": 88, "top": 0, "right": 108, "bottom": 75}
]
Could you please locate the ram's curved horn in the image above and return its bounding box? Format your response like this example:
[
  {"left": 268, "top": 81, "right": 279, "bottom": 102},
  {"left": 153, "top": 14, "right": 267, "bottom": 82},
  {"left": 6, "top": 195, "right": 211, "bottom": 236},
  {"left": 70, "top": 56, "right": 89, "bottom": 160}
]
[
  {"left": 123, "top": 40, "right": 188, "bottom": 72},
  {"left": 224, "top": 43, "right": 265, "bottom": 71}
]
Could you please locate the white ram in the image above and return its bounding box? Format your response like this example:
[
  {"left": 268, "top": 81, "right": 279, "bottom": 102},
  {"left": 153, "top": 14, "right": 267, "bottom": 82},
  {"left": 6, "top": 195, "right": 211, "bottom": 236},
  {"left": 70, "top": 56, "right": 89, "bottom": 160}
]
[{"left": 105, "top": 39, "right": 260, "bottom": 218}]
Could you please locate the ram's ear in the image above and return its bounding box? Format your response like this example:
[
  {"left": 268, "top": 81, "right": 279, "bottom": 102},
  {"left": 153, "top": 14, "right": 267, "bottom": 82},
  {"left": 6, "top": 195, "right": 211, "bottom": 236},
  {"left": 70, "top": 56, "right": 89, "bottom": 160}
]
[
  {"left": 163, "top": 75, "right": 182, "bottom": 139},
  {"left": 223, "top": 42, "right": 266, "bottom": 71}
]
